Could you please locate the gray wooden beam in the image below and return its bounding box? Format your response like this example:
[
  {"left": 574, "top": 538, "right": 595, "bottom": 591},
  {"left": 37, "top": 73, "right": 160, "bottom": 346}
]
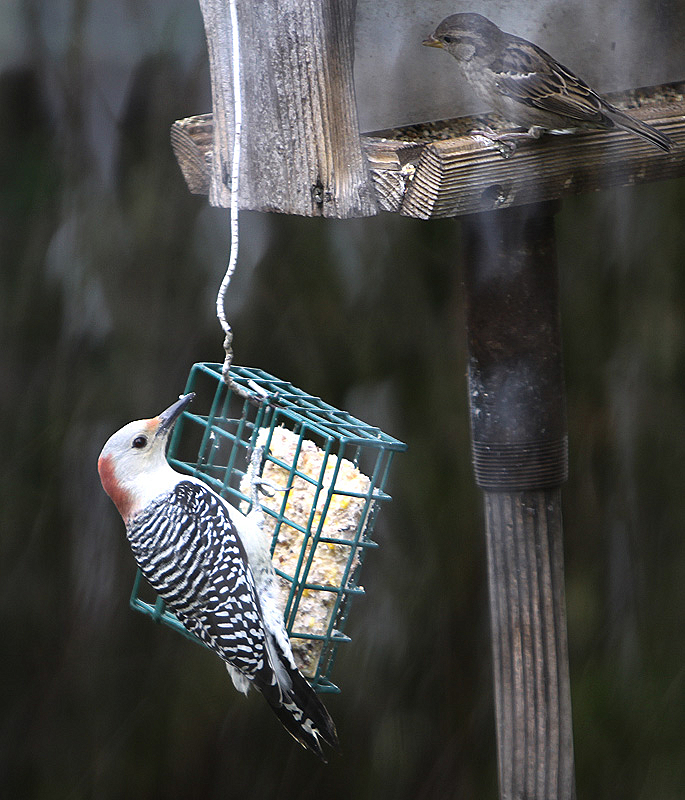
[{"left": 197, "top": 0, "right": 376, "bottom": 217}]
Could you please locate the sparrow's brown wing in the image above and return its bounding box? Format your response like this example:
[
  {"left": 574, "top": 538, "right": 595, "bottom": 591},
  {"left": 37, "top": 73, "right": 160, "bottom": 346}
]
[{"left": 493, "top": 36, "right": 607, "bottom": 124}]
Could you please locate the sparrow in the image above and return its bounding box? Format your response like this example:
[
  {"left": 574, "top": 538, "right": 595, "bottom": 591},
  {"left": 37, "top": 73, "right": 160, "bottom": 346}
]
[{"left": 423, "top": 13, "right": 673, "bottom": 152}]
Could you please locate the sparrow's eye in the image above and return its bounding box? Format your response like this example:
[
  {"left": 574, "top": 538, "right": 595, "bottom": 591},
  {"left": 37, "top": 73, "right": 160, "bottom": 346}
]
[
  {"left": 442, "top": 35, "right": 456, "bottom": 44},
  {"left": 132, "top": 435, "right": 148, "bottom": 449}
]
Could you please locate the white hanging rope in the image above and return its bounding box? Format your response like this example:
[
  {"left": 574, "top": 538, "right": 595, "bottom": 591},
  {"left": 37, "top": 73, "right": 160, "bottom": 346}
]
[{"left": 216, "top": 0, "right": 242, "bottom": 383}]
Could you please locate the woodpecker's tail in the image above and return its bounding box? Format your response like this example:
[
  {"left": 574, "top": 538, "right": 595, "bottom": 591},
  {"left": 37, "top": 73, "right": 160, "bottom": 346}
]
[
  {"left": 255, "top": 660, "right": 339, "bottom": 761},
  {"left": 603, "top": 103, "right": 674, "bottom": 152}
]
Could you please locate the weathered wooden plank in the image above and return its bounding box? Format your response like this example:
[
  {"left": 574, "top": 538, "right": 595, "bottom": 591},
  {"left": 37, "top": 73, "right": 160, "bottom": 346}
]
[
  {"left": 362, "top": 136, "right": 424, "bottom": 213},
  {"left": 198, "top": 0, "right": 376, "bottom": 217},
  {"left": 399, "top": 112, "right": 683, "bottom": 219},
  {"left": 387, "top": 83, "right": 685, "bottom": 217},
  {"left": 172, "top": 82, "right": 685, "bottom": 218}
]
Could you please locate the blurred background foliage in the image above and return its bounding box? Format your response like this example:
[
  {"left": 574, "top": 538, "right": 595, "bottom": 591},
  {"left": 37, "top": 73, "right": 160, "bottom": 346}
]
[{"left": 1, "top": 2, "right": 684, "bottom": 798}]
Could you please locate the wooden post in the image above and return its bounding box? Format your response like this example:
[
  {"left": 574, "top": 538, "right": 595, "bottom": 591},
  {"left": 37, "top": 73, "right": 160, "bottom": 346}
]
[
  {"left": 195, "top": 0, "right": 376, "bottom": 217},
  {"left": 462, "top": 202, "right": 576, "bottom": 800}
]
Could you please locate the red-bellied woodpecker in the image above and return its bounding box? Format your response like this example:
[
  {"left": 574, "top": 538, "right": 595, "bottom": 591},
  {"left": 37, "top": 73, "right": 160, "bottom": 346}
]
[{"left": 97, "top": 393, "right": 338, "bottom": 760}]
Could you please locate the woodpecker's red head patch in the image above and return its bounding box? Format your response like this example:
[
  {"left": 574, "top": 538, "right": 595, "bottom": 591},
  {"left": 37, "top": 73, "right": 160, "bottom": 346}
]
[
  {"left": 98, "top": 395, "right": 194, "bottom": 523},
  {"left": 98, "top": 452, "right": 134, "bottom": 521}
]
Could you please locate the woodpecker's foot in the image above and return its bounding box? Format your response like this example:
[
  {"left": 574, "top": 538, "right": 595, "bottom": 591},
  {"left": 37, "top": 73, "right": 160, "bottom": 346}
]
[
  {"left": 246, "top": 445, "right": 266, "bottom": 509},
  {"left": 253, "top": 477, "right": 291, "bottom": 498},
  {"left": 246, "top": 445, "right": 291, "bottom": 507}
]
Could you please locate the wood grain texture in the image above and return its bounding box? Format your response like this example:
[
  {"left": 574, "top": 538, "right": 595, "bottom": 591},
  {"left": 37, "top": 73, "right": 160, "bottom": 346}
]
[
  {"left": 171, "top": 81, "right": 685, "bottom": 217},
  {"left": 484, "top": 489, "right": 576, "bottom": 800},
  {"left": 198, "top": 0, "right": 376, "bottom": 217},
  {"left": 392, "top": 85, "right": 685, "bottom": 218},
  {"left": 399, "top": 111, "right": 684, "bottom": 218}
]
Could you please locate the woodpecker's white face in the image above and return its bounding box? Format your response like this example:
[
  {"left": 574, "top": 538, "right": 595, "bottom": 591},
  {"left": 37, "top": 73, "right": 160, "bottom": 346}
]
[{"left": 98, "top": 394, "right": 194, "bottom": 523}]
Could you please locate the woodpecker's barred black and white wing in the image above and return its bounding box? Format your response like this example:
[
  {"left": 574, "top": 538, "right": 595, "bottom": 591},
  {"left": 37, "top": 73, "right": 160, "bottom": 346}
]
[{"left": 126, "top": 480, "right": 338, "bottom": 759}]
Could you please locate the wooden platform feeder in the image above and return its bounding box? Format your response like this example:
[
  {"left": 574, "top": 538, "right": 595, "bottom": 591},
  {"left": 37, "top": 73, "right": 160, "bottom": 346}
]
[{"left": 167, "top": 1, "right": 685, "bottom": 795}]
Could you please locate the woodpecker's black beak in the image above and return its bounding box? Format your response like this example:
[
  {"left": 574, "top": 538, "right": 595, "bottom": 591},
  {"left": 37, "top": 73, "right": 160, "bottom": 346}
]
[{"left": 157, "top": 393, "right": 195, "bottom": 436}]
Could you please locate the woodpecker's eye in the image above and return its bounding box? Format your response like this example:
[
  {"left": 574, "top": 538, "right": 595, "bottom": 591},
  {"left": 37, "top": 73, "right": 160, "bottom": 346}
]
[{"left": 132, "top": 435, "right": 148, "bottom": 449}]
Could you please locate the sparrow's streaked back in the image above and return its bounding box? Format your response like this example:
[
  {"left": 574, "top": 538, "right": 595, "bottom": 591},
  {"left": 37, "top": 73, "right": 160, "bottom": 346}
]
[{"left": 423, "top": 13, "right": 673, "bottom": 152}]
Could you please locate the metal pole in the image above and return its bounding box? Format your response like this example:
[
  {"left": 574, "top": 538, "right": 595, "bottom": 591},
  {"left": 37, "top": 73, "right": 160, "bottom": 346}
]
[{"left": 461, "top": 201, "right": 576, "bottom": 800}]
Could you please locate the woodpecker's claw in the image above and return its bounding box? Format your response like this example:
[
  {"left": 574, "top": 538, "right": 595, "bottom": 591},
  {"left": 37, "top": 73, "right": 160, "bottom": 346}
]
[
  {"left": 254, "top": 478, "right": 292, "bottom": 497},
  {"left": 246, "top": 445, "right": 292, "bottom": 507}
]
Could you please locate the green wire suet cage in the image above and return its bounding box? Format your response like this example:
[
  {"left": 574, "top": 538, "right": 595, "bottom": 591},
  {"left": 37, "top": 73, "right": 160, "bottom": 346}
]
[{"left": 130, "top": 363, "right": 407, "bottom": 693}]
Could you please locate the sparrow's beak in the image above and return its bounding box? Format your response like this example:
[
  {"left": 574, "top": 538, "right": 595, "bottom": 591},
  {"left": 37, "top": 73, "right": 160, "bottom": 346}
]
[
  {"left": 422, "top": 34, "right": 443, "bottom": 48},
  {"left": 156, "top": 393, "right": 195, "bottom": 436}
]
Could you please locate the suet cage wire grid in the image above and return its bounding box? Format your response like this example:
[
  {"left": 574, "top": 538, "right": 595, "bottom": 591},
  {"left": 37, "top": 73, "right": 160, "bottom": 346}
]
[{"left": 130, "top": 362, "right": 407, "bottom": 693}]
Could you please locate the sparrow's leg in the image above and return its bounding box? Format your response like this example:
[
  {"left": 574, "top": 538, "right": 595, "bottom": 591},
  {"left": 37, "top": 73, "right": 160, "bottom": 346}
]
[
  {"left": 469, "top": 126, "right": 518, "bottom": 156},
  {"left": 469, "top": 125, "right": 546, "bottom": 157}
]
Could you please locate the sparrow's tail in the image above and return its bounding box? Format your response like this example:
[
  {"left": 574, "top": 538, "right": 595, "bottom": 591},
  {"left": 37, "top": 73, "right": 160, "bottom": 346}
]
[{"left": 604, "top": 104, "right": 674, "bottom": 152}]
